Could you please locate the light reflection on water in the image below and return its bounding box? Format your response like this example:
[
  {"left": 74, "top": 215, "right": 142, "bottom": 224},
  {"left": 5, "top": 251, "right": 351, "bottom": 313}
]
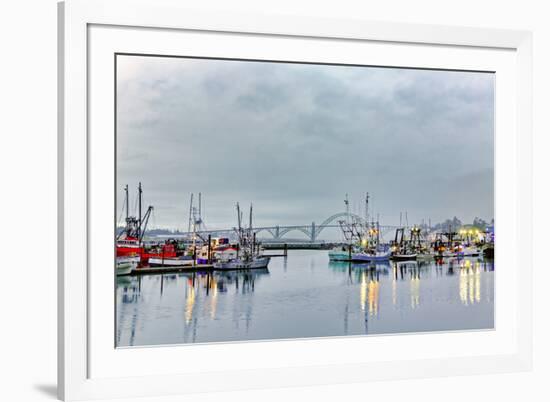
[{"left": 116, "top": 250, "right": 494, "bottom": 347}]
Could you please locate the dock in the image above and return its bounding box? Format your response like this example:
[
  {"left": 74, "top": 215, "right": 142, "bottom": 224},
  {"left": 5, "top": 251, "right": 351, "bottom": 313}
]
[
  {"left": 262, "top": 244, "right": 288, "bottom": 257},
  {"left": 129, "top": 264, "right": 214, "bottom": 276}
]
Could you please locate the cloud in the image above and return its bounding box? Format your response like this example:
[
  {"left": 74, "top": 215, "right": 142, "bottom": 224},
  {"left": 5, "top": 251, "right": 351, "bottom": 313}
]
[{"left": 116, "top": 56, "right": 494, "bottom": 234}]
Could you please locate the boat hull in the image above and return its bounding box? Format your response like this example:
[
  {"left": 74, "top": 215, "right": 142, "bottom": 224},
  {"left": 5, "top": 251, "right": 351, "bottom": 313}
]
[
  {"left": 213, "top": 257, "right": 271, "bottom": 270},
  {"left": 455, "top": 247, "right": 481, "bottom": 257},
  {"left": 148, "top": 257, "right": 194, "bottom": 267},
  {"left": 328, "top": 250, "right": 352, "bottom": 261},
  {"left": 351, "top": 251, "right": 391, "bottom": 262},
  {"left": 391, "top": 254, "right": 418, "bottom": 261},
  {"left": 116, "top": 256, "right": 139, "bottom": 276}
]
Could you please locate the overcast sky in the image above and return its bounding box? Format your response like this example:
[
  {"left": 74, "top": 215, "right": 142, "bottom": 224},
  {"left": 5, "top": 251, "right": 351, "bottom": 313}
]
[{"left": 116, "top": 55, "right": 494, "bottom": 234}]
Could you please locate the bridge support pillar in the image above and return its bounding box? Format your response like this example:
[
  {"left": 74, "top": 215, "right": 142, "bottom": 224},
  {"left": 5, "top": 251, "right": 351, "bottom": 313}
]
[{"left": 311, "top": 222, "right": 316, "bottom": 242}]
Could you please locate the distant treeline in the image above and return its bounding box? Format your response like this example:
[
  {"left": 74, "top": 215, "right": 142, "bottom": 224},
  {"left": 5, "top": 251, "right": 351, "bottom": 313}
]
[
  {"left": 423, "top": 217, "right": 494, "bottom": 232},
  {"left": 116, "top": 227, "right": 185, "bottom": 236},
  {"left": 117, "top": 216, "right": 494, "bottom": 237}
]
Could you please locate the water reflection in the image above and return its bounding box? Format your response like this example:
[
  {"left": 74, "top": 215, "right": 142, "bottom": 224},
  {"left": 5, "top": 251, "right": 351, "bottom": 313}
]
[
  {"left": 457, "top": 259, "right": 492, "bottom": 305},
  {"left": 367, "top": 279, "right": 380, "bottom": 317},
  {"left": 328, "top": 258, "right": 494, "bottom": 320},
  {"left": 185, "top": 283, "right": 195, "bottom": 324},
  {"left": 117, "top": 252, "right": 494, "bottom": 347}
]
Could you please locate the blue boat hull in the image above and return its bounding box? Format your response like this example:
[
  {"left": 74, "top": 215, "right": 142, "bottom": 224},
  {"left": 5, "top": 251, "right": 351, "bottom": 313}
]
[{"left": 351, "top": 252, "right": 391, "bottom": 262}]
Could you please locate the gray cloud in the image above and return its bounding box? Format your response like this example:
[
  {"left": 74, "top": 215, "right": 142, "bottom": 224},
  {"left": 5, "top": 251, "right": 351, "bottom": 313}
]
[{"left": 116, "top": 56, "right": 494, "bottom": 235}]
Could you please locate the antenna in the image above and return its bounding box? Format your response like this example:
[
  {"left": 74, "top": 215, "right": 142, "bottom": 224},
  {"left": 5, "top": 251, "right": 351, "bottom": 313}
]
[
  {"left": 249, "top": 203, "right": 253, "bottom": 230},
  {"left": 124, "top": 184, "right": 129, "bottom": 221},
  {"left": 198, "top": 192, "right": 202, "bottom": 220},
  {"left": 376, "top": 213, "right": 380, "bottom": 246},
  {"left": 187, "top": 193, "right": 193, "bottom": 234},
  {"left": 344, "top": 193, "right": 350, "bottom": 224},
  {"left": 365, "top": 192, "right": 370, "bottom": 223},
  {"left": 236, "top": 202, "right": 242, "bottom": 232}
]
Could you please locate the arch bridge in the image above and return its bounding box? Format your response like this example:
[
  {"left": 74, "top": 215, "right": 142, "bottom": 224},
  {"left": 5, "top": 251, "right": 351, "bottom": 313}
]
[{"left": 175, "top": 212, "right": 398, "bottom": 242}]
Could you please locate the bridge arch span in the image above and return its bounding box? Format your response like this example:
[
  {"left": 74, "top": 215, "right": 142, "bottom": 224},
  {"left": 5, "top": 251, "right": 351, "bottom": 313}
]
[
  {"left": 278, "top": 227, "right": 314, "bottom": 239},
  {"left": 315, "top": 212, "right": 364, "bottom": 238}
]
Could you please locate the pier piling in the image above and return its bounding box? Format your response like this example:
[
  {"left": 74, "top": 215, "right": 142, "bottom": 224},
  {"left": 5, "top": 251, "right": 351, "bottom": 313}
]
[{"left": 207, "top": 234, "right": 212, "bottom": 264}]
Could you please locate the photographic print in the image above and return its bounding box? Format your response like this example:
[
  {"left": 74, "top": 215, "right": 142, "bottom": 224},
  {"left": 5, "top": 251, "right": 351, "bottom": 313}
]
[{"left": 115, "top": 55, "right": 494, "bottom": 347}]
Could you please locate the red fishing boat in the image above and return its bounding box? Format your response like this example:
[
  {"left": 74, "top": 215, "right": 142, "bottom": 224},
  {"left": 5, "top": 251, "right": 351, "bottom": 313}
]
[{"left": 116, "top": 183, "right": 176, "bottom": 266}]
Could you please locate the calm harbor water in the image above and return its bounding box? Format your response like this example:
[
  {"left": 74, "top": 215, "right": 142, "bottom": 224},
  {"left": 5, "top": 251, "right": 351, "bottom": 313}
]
[{"left": 116, "top": 250, "right": 494, "bottom": 347}]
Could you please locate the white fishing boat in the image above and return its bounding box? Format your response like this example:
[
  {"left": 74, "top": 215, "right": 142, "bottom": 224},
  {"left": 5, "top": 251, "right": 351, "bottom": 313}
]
[
  {"left": 148, "top": 255, "right": 194, "bottom": 267},
  {"left": 455, "top": 246, "right": 480, "bottom": 257},
  {"left": 116, "top": 255, "right": 139, "bottom": 276},
  {"left": 329, "top": 194, "right": 371, "bottom": 262},
  {"left": 390, "top": 227, "right": 424, "bottom": 261},
  {"left": 213, "top": 202, "right": 270, "bottom": 271},
  {"left": 214, "top": 246, "right": 238, "bottom": 262},
  {"left": 214, "top": 256, "right": 271, "bottom": 270}
]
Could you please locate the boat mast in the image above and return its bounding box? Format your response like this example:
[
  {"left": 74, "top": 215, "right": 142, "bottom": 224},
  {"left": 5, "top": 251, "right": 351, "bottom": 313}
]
[
  {"left": 236, "top": 202, "right": 241, "bottom": 230},
  {"left": 198, "top": 192, "right": 202, "bottom": 222},
  {"left": 192, "top": 216, "right": 196, "bottom": 260},
  {"left": 187, "top": 193, "right": 193, "bottom": 234},
  {"left": 139, "top": 206, "right": 154, "bottom": 243},
  {"left": 365, "top": 192, "right": 369, "bottom": 224},
  {"left": 124, "top": 184, "right": 129, "bottom": 222},
  {"left": 236, "top": 202, "right": 242, "bottom": 242},
  {"left": 249, "top": 204, "right": 254, "bottom": 257},
  {"left": 376, "top": 214, "right": 380, "bottom": 248},
  {"left": 138, "top": 182, "right": 142, "bottom": 239},
  {"left": 344, "top": 193, "right": 350, "bottom": 227}
]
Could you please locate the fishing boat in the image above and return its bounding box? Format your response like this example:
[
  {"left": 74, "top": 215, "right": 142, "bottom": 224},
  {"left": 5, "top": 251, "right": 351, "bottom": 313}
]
[
  {"left": 329, "top": 194, "right": 370, "bottom": 262},
  {"left": 116, "top": 255, "right": 139, "bottom": 276},
  {"left": 214, "top": 256, "right": 271, "bottom": 270},
  {"left": 140, "top": 241, "right": 177, "bottom": 265},
  {"left": 195, "top": 238, "right": 237, "bottom": 264},
  {"left": 391, "top": 253, "right": 417, "bottom": 261},
  {"left": 214, "top": 245, "right": 238, "bottom": 262},
  {"left": 116, "top": 237, "right": 141, "bottom": 257},
  {"left": 213, "top": 203, "right": 270, "bottom": 271},
  {"left": 390, "top": 228, "right": 419, "bottom": 261},
  {"left": 329, "top": 245, "right": 355, "bottom": 262},
  {"left": 352, "top": 249, "right": 391, "bottom": 262},
  {"left": 148, "top": 255, "right": 194, "bottom": 267},
  {"left": 454, "top": 245, "right": 481, "bottom": 257},
  {"left": 116, "top": 183, "right": 161, "bottom": 265},
  {"left": 196, "top": 244, "right": 211, "bottom": 264},
  {"left": 432, "top": 229, "right": 459, "bottom": 258}
]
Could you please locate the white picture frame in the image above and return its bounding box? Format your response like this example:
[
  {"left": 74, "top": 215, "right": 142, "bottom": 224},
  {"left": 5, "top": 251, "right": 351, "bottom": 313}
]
[{"left": 58, "top": 0, "right": 533, "bottom": 400}]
